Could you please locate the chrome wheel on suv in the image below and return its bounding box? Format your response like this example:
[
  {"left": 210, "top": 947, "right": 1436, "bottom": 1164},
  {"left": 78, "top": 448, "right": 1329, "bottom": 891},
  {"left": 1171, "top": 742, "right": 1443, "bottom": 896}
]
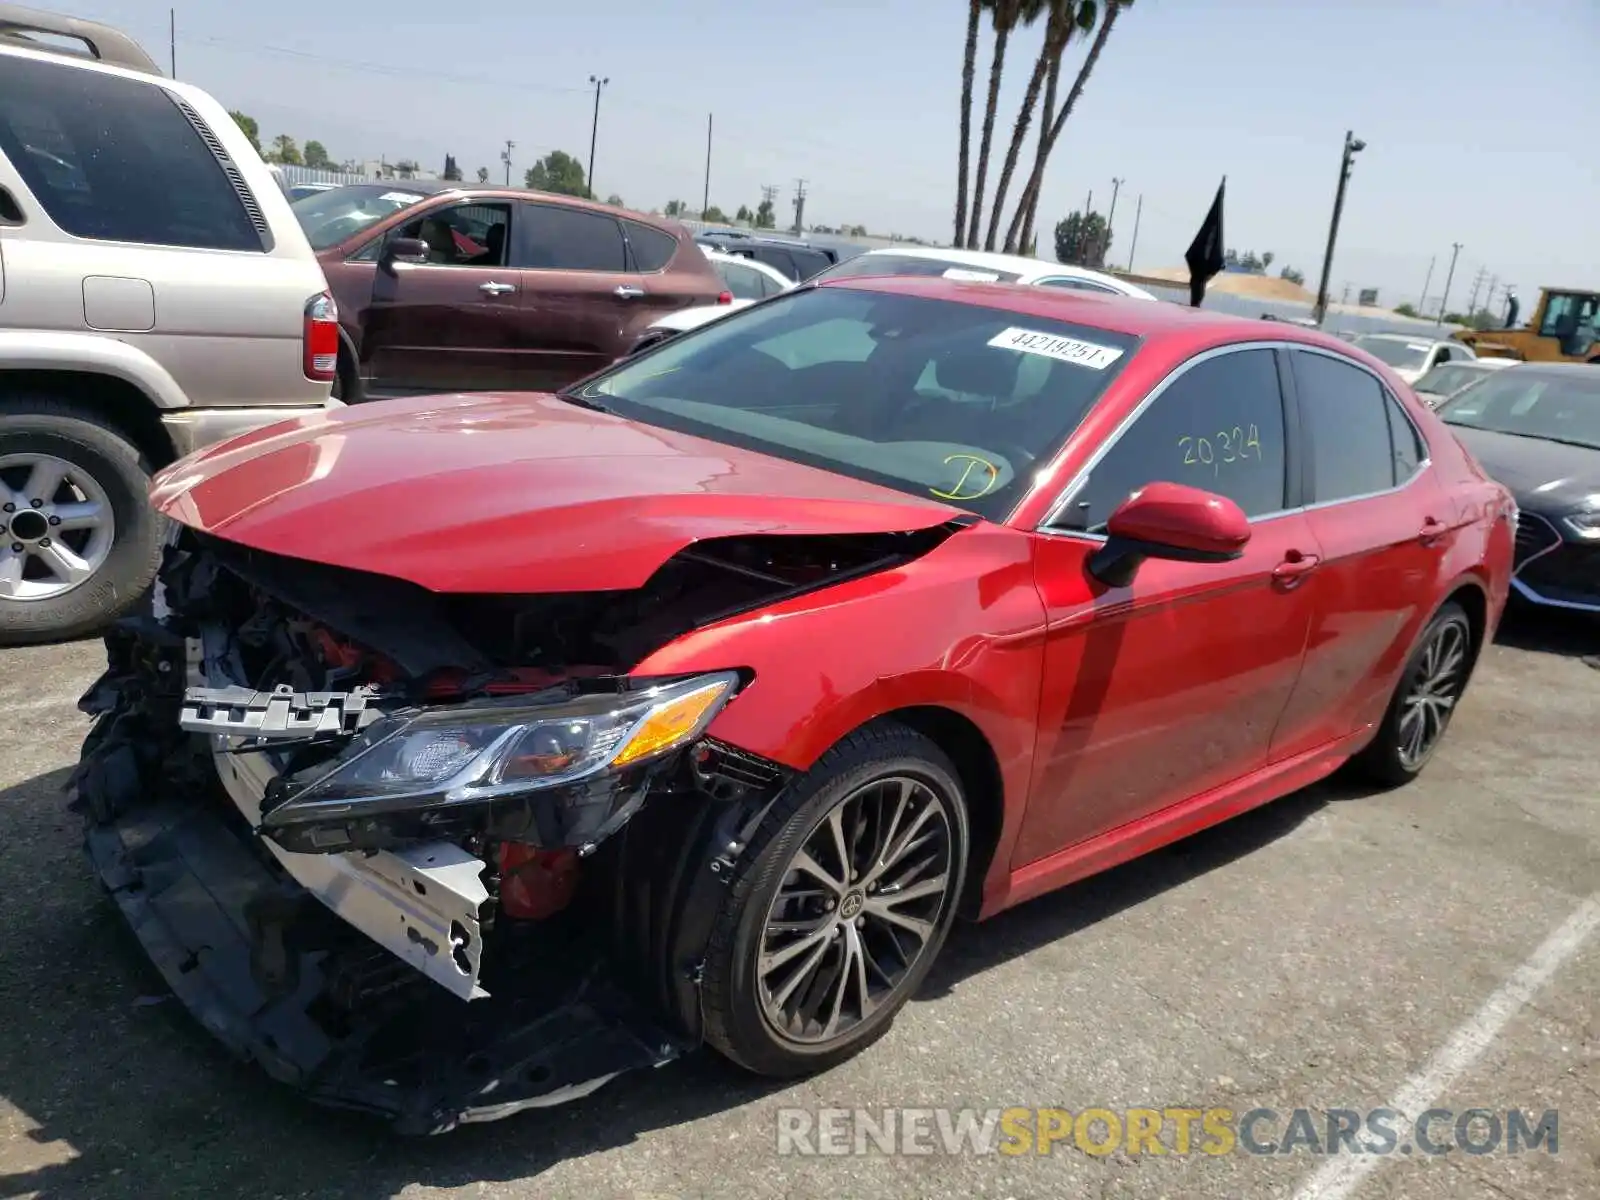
[{"left": 0, "top": 451, "right": 117, "bottom": 603}]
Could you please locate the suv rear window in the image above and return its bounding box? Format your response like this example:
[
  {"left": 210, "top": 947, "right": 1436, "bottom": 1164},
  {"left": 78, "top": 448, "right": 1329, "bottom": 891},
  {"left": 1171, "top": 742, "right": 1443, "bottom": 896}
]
[
  {"left": 624, "top": 221, "right": 678, "bottom": 272},
  {"left": 0, "top": 57, "right": 263, "bottom": 252}
]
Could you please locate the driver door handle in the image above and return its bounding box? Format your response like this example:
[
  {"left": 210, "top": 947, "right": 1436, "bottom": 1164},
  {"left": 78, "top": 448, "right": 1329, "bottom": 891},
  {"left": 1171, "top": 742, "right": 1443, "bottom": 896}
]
[
  {"left": 613, "top": 285, "right": 646, "bottom": 299},
  {"left": 1271, "top": 550, "right": 1321, "bottom": 589},
  {"left": 478, "top": 280, "right": 517, "bottom": 296}
]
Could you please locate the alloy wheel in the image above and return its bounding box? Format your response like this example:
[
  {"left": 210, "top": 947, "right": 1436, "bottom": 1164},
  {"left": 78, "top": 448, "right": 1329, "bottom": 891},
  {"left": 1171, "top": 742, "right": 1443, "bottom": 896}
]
[
  {"left": 0, "top": 452, "right": 117, "bottom": 603},
  {"left": 1397, "top": 616, "right": 1471, "bottom": 770},
  {"left": 757, "top": 775, "right": 955, "bottom": 1046}
]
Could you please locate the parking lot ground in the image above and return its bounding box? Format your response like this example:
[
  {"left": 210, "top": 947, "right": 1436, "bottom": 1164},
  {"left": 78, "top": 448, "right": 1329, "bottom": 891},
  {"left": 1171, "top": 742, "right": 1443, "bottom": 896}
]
[{"left": 0, "top": 608, "right": 1596, "bottom": 1200}]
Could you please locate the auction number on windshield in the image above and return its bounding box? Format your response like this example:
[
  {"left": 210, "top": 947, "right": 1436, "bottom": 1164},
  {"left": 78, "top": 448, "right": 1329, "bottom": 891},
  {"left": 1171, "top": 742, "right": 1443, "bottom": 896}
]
[{"left": 1179, "top": 425, "right": 1263, "bottom": 475}]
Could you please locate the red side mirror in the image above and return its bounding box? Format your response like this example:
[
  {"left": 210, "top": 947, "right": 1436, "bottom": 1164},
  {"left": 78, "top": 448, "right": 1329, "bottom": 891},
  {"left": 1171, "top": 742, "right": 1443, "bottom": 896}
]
[{"left": 1090, "top": 481, "right": 1251, "bottom": 587}]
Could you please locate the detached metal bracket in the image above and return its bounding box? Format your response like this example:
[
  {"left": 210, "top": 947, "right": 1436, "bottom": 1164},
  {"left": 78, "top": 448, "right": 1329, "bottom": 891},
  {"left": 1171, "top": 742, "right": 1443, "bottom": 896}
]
[{"left": 180, "top": 683, "right": 386, "bottom": 740}]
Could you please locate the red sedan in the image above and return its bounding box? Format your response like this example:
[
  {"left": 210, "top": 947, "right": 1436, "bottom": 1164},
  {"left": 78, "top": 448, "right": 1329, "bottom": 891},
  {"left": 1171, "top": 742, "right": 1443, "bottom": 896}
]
[{"left": 75, "top": 276, "right": 1514, "bottom": 1131}]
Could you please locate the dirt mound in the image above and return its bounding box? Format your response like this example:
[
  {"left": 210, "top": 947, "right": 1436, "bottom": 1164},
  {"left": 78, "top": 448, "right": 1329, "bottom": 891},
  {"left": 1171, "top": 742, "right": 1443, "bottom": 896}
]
[{"left": 1138, "top": 267, "right": 1315, "bottom": 304}]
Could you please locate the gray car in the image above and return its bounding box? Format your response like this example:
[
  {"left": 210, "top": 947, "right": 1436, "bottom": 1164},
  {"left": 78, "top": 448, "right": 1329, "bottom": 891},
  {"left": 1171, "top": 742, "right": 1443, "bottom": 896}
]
[{"left": 0, "top": 6, "right": 340, "bottom": 643}]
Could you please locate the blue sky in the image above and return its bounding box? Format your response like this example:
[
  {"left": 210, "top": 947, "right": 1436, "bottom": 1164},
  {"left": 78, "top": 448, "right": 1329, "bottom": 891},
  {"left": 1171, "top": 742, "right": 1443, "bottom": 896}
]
[{"left": 72, "top": 0, "right": 1597, "bottom": 307}]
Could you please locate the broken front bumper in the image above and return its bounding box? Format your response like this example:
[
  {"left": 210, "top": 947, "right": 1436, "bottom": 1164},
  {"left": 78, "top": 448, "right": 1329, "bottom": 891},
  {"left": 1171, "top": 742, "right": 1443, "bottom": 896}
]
[{"left": 83, "top": 780, "right": 685, "bottom": 1134}]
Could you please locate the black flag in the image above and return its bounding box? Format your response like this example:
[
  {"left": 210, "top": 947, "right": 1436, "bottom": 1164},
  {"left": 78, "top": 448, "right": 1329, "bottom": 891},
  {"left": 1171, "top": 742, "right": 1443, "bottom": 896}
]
[{"left": 1184, "top": 177, "right": 1226, "bottom": 308}]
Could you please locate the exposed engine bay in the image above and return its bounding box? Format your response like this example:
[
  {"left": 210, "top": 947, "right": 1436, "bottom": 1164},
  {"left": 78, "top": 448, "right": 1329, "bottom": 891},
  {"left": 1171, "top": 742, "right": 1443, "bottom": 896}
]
[{"left": 68, "top": 521, "right": 959, "bottom": 1130}]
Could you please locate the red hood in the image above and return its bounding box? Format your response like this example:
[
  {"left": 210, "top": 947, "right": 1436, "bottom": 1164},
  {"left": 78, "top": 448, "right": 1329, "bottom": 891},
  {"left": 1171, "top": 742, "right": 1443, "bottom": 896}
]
[{"left": 150, "top": 392, "right": 962, "bottom": 593}]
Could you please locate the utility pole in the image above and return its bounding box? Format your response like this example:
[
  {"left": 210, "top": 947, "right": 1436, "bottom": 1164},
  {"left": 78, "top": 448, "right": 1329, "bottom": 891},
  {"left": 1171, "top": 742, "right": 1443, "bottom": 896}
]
[
  {"left": 1465, "top": 266, "right": 1488, "bottom": 319},
  {"left": 792, "top": 179, "right": 808, "bottom": 236},
  {"left": 1105, "top": 177, "right": 1123, "bottom": 266},
  {"left": 1313, "top": 130, "right": 1367, "bottom": 326},
  {"left": 586, "top": 75, "right": 609, "bottom": 198},
  {"left": 1435, "top": 241, "right": 1463, "bottom": 326},
  {"left": 169, "top": 8, "right": 175, "bottom": 77},
  {"left": 1418, "top": 255, "right": 1435, "bottom": 315},
  {"left": 501, "top": 140, "right": 514, "bottom": 187},
  {"left": 1126, "top": 194, "right": 1143, "bottom": 272},
  {"left": 760, "top": 183, "right": 779, "bottom": 229},
  {"left": 702, "top": 113, "right": 713, "bottom": 219}
]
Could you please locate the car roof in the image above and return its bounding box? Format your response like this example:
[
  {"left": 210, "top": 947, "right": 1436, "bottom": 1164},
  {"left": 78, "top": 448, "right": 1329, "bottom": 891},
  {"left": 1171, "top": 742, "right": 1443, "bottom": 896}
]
[
  {"left": 1355, "top": 332, "right": 1449, "bottom": 345},
  {"left": 820, "top": 273, "right": 1359, "bottom": 347},
  {"left": 851, "top": 245, "right": 1152, "bottom": 294},
  {"left": 309, "top": 181, "right": 687, "bottom": 232},
  {"left": 1490, "top": 362, "right": 1600, "bottom": 379}
]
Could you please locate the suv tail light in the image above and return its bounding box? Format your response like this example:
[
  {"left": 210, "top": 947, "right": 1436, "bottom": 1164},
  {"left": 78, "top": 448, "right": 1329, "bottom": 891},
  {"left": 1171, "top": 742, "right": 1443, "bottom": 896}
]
[
  {"left": 716, "top": 290, "right": 733, "bottom": 305},
  {"left": 303, "top": 292, "right": 340, "bottom": 383}
]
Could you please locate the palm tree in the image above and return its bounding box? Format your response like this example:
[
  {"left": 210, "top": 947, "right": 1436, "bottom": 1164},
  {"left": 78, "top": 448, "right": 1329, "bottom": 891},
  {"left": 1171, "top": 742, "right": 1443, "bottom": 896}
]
[
  {"left": 965, "top": 0, "right": 1045, "bottom": 250},
  {"left": 953, "top": 0, "right": 985, "bottom": 247},
  {"left": 983, "top": 0, "right": 1078, "bottom": 251},
  {"left": 1007, "top": 0, "right": 1129, "bottom": 255}
]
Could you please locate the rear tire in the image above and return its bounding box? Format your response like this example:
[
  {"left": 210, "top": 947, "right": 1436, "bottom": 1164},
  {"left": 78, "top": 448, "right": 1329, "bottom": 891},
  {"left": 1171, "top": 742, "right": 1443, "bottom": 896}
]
[
  {"left": 0, "top": 397, "right": 164, "bottom": 645},
  {"left": 700, "top": 722, "right": 968, "bottom": 1078},
  {"left": 1350, "top": 600, "right": 1474, "bottom": 787}
]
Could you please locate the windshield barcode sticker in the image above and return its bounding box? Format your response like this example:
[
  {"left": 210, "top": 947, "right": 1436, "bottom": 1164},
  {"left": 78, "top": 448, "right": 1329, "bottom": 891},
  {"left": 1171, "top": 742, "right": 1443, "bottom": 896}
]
[
  {"left": 943, "top": 268, "right": 1003, "bottom": 282},
  {"left": 988, "top": 327, "right": 1124, "bottom": 369}
]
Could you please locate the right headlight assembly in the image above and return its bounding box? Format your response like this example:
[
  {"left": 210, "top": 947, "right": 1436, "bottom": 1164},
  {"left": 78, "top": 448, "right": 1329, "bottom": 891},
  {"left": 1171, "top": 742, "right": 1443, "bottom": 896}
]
[{"left": 260, "top": 671, "right": 741, "bottom": 833}]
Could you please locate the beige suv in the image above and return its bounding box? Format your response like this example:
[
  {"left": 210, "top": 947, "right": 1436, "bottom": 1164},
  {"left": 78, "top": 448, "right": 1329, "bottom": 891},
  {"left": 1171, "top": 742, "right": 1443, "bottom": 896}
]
[{"left": 0, "top": 6, "right": 340, "bottom": 643}]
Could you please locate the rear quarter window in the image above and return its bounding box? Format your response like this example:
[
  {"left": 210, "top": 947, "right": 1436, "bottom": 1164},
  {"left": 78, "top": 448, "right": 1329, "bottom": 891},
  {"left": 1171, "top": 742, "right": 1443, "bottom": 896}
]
[
  {"left": 0, "top": 57, "right": 263, "bottom": 252},
  {"left": 625, "top": 220, "right": 679, "bottom": 272}
]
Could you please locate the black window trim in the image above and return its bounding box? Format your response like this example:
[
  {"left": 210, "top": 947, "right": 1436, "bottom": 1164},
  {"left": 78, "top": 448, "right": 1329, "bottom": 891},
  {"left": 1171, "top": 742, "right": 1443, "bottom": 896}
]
[
  {"left": 1286, "top": 345, "right": 1433, "bottom": 512},
  {"left": 1034, "top": 340, "right": 1318, "bottom": 540}
]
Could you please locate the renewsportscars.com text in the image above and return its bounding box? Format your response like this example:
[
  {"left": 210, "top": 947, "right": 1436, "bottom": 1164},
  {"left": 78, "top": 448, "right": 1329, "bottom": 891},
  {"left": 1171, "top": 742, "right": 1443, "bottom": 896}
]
[{"left": 775, "top": 1106, "right": 1559, "bottom": 1158}]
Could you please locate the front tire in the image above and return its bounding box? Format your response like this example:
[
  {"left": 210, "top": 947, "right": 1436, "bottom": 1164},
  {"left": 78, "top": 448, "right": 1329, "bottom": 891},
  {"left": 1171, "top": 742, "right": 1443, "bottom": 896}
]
[
  {"left": 1351, "top": 600, "right": 1474, "bottom": 786},
  {"left": 0, "top": 398, "right": 164, "bottom": 644},
  {"left": 700, "top": 723, "right": 969, "bottom": 1077}
]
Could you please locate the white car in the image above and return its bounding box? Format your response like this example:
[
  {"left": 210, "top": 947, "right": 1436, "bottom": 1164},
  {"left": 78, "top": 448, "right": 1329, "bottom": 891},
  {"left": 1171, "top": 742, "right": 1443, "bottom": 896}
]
[
  {"left": 1348, "top": 333, "right": 1477, "bottom": 384},
  {"left": 630, "top": 250, "right": 794, "bottom": 353},
  {"left": 813, "top": 246, "right": 1160, "bottom": 300}
]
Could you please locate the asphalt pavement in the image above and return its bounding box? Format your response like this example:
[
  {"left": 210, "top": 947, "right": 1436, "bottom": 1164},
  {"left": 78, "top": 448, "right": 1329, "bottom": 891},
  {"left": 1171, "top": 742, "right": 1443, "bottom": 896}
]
[{"left": 1, "top": 608, "right": 1597, "bottom": 1200}]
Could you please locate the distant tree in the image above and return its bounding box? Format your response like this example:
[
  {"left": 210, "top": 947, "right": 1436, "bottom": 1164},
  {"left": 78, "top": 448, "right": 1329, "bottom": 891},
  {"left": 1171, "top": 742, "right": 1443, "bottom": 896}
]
[
  {"left": 303, "top": 140, "right": 332, "bottom": 169},
  {"left": 1224, "top": 247, "right": 1239, "bottom": 268},
  {"left": 755, "top": 198, "right": 776, "bottom": 228},
  {"left": 735, "top": 204, "right": 754, "bottom": 223},
  {"left": 267, "top": 134, "right": 302, "bottom": 166},
  {"left": 228, "top": 111, "right": 261, "bottom": 154},
  {"left": 1261, "top": 251, "right": 1275, "bottom": 271},
  {"left": 1394, "top": 301, "right": 1420, "bottom": 318},
  {"left": 1279, "top": 265, "right": 1305, "bottom": 286},
  {"left": 664, "top": 199, "right": 688, "bottom": 216},
  {"left": 442, "top": 153, "right": 462, "bottom": 181},
  {"left": 847, "top": 223, "right": 869, "bottom": 237},
  {"left": 524, "top": 151, "right": 589, "bottom": 197},
  {"left": 702, "top": 204, "right": 729, "bottom": 223},
  {"left": 1054, "top": 208, "right": 1110, "bottom": 268},
  {"left": 338, "top": 159, "right": 359, "bottom": 173},
  {"left": 476, "top": 166, "right": 490, "bottom": 183},
  {"left": 604, "top": 193, "right": 624, "bottom": 207},
  {"left": 393, "top": 159, "right": 420, "bottom": 179}
]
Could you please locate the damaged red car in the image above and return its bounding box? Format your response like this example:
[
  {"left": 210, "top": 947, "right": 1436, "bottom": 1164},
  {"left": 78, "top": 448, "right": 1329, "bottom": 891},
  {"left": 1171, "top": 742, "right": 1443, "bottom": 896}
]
[{"left": 71, "top": 276, "right": 1515, "bottom": 1133}]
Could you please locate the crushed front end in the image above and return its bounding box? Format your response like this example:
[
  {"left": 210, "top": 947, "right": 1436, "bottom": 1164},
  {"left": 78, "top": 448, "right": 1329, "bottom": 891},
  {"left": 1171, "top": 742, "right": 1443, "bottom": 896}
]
[{"left": 69, "top": 530, "right": 820, "bottom": 1132}]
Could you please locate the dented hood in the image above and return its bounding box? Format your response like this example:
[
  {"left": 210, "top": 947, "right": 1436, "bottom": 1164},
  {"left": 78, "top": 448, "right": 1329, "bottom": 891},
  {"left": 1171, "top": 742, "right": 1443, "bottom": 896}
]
[{"left": 149, "top": 392, "right": 962, "bottom": 593}]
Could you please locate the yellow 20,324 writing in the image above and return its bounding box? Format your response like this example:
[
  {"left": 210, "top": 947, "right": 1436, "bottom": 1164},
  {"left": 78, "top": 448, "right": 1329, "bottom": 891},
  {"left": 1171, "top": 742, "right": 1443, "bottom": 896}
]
[{"left": 1179, "top": 424, "right": 1263, "bottom": 475}]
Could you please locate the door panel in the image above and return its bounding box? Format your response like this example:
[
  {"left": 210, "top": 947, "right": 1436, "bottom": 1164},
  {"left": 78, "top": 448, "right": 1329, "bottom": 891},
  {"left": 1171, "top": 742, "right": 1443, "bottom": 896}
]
[
  {"left": 514, "top": 202, "right": 648, "bottom": 389},
  {"left": 362, "top": 200, "right": 524, "bottom": 393},
  {"left": 1268, "top": 350, "right": 1454, "bottom": 758},
  {"left": 1015, "top": 515, "right": 1320, "bottom": 864}
]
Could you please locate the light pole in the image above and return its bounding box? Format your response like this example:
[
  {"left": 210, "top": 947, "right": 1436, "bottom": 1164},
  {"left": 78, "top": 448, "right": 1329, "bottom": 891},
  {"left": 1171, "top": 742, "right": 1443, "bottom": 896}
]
[
  {"left": 501, "top": 139, "right": 514, "bottom": 187},
  {"left": 1436, "top": 242, "right": 1462, "bottom": 327},
  {"left": 1312, "top": 130, "right": 1366, "bottom": 326},
  {"left": 587, "top": 75, "right": 609, "bottom": 198},
  {"left": 1104, "top": 177, "right": 1123, "bottom": 268}
]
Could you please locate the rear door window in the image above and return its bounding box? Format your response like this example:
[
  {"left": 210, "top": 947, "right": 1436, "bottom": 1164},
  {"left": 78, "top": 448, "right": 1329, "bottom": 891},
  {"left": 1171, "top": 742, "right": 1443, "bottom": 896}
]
[
  {"left": 517, "top": 204, "right": 628, "bottom": 271},
  {"left": 0, "top": 56, "right": 264, "bottom": 251},
  {"left": 717, "top": 260, "right": 770, "bottom": 300},
  {"left": 1292, "top": 350, "right": 1402, "bottom": 501}
]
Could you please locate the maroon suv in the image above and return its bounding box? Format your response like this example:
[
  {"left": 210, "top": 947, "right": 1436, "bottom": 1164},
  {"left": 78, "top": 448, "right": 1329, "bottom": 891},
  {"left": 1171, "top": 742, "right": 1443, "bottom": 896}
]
[{"left": 292, "top": 183, "right": 728, "bottom": 397}]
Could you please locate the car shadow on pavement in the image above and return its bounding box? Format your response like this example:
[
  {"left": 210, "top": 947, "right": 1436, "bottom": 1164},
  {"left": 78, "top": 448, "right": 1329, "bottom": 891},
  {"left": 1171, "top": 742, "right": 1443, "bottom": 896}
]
[
  {"left": 1493, "top": 602, "right": 1600, "bottom": 662},
  {"left": 0, "top": 758, "right": 1348, "bottom": 1199}
]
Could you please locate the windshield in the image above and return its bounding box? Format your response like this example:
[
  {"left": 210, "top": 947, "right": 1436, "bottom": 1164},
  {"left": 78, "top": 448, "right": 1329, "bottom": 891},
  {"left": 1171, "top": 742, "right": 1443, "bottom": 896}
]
[
  {"left": 568, "top": 286, "right": 1139, "bottom": 520},
  {"left": 292, "top": 184, "right": 429, "bottom": 250},
  {"left": 1414, "top": 363, "right": 1486, "bottom": 395},
  {"left": 1438, "top": 371, "right": 1600, "bottom": 450},
  {"left": 815, "top": 254, "right": 1025, "bottom": 285},
  {"left": 1354, "top": 336, "right": 1434, "bottom": 370}
]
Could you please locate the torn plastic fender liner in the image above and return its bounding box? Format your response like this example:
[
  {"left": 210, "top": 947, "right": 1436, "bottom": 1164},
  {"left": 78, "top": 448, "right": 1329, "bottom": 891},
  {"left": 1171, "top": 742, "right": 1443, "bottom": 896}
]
[{"left": 81, "top": 784, "right": 687, "bottom": 1134}]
